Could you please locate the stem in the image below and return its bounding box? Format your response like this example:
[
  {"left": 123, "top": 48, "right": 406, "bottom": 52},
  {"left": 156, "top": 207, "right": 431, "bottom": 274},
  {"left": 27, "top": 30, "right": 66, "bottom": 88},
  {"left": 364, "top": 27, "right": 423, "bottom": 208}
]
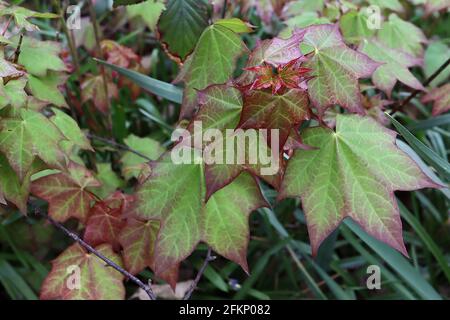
[
  {"left": 1, "top": 16, "right": 12, "bottom": 36},
  {"left": 87, "top": 133, "right": 153, "bottom": 161},
  {"left": 34, "top": 207, "right": 157, "bottom": 300},
  {"left": 183, "top": 248, "right": 216, "bottom": 300},
  {"left": 88, "top": 0, "right": 111, "bottom": 126},
  {"left": 395, "top": 57, "right": 450, "bottom": 111},
  {"left": 12, "top": 34, "right": 23, "bottom": 64},
  {"left": 221, "top": 0, "right": 228, "bottom": 19}
]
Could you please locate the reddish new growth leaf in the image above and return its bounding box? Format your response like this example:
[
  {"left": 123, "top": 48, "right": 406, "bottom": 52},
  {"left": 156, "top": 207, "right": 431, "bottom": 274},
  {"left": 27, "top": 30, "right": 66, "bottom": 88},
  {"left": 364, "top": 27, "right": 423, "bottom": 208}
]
[
  {"left": 244, "top": 58, "right": 311, "bottom": 94},
  {"left": 239, "top": 88, "right": 311, "bottom": 149},
  {"left": 81, "top": 74, "right": 119, "bottom": 113},
  {"left": 237, "top": 31, "right": 306, "bottom": 87},
  {"left": 83, "top": 192, "right": 133, "bottom": 250},
  {"left": 422, "top": 83, "right": 450, "bottom": 116},
  {"left": 31, "top": 162, "right": 101, "bottom": 223}
]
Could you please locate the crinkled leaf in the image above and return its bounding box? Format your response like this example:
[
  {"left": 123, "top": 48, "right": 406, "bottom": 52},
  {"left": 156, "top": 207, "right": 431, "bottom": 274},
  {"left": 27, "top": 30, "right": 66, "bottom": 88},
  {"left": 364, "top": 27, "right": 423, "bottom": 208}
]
[
  {"left": 301, "top": 24, "right": 379, "bottom": 116},
  {"left": 18, "top": 37, "right": 66, "bottom": 77},
  {"left": 180, "top": 23, "right": 247, "bottom": 119},
  {"left": 359, "top": 38, "right": 424, "bottom": 97},
  {"left": 157, "top": 0, "right": 209, "bottom": 62},
  {"left": 422, "top": 84, "right": 450, "bottom": 116},
  {"left": 126, "top": 0, "right": 165, "bottom": 32},
  {"left": 280, "top": 114, "right": 438, "bottom": 256},
  {"left": 378, "top": 14, "right": 427, "bottom": 57},
  {"left": 133, "top": 149, "right": 268, "bottom": 286},
  {"left": 118, "top": 218, "right": 159, "bottom": 274},
  {"left": 120, "top": 134, "right": 164, "bottom": 180},
  {"left": 31, "top": 162, "right": 101, "bottom": 223},
  {"left": 40, "top": 243, "right": 125, "bottom": 300},
  {"left": 0, "top": 109, "right": 66, "bottom": 180}
]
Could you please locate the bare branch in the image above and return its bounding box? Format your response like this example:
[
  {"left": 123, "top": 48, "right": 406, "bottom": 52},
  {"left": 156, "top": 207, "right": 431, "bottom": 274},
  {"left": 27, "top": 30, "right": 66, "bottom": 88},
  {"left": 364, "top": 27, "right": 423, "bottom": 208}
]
[{"left": 183, "top": 248, "right": 216, "bottom": 300}]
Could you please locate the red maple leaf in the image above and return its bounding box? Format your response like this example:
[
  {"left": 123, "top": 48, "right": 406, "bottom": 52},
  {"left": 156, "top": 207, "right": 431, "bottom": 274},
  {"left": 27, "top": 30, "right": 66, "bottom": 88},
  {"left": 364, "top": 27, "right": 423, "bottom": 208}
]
[{"left": 244, "top": 58, "right": 311, "bottom": 94}]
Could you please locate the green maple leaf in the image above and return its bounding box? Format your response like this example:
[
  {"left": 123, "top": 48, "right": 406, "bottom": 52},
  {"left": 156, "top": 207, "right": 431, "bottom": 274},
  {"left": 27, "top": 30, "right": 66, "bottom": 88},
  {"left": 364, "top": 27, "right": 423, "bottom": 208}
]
[
  {"left": 40, "top": 243, "right": 125, "bottom": 300},
  {"left": 300, "top": 24, "right": 380, "bottom": 116},
  {"left": 118, "top": 218, "right": 160, "bottom": 275},
  {"left": 0, "top": 155, "right": 44, "bottom": 213},
  {"left": 339, "top": 10, "right": 375, "bottom": 44},
  {"left": 179, "top": 23, "right": 247, "bottom": 119},
  {"left": 359, "top": 38, "right": 424, "bottom": 97},
  {"left": 94, "top": 163, "right": 125, "bottom": 198},
  {"left": 280, "top": 114, "right": 439, "bottom": 256},
  {"left": 18, "top": 37, "right": 67, "bottom": 77},
  {"left": 157, "top": 0, "right": 209, "bottom": 62},
  {"left": 422, "top": 83, "right": 450, "bottom": 116},
  {"left": 0, "top": 109, "right": 66, "bottom": 180},
  {"left": 28, "top": 72, "right": 67, "bottom": 107},
  {"left": 126, "top": 0, "right": 165, "bottom": 32},
  {"left": 120, "top": 134, "right": 164, "bottom": 180},
  {"left": 0, "top": 77, "right": 27, "bottom": 109},
  {"left": 132, "top": 149, "right": 268, "bottom": 285},
  {"left": 31, "top": 162, "right": 101, "bottom": 223},
  {"left": 49, "top": 108, "right": 92, "bottom": 152},
  {"left": 0, "top": 5, "right": 58, "bottom": 32},
  {"left": 378, "top": 14, "right": 427, "bottom": 57}
]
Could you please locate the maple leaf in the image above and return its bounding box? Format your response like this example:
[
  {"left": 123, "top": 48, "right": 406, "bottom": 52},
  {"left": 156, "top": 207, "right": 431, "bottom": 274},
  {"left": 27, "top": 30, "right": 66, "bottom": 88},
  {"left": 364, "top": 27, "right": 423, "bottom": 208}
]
[
  {"left": 280, "top": 114, "right": 439, "bottom": 256},
  {"left": 18, "top": 37, "right": 67, "bottom": 77},
  {"left": 179, "top": 22, "right": 248, "bottom": 119},
  {"left": 378, "top": 14, "right": 427, "bottom": 57},
  {"left": 157, "top": 0, "right": 209, "bottom": 62},
  {"left": 0, "top": 109, "right": 66, "bottom": 181},
  {"left": 0, "top": 155, "right": 44, "bottom": 213},
  {"left": 239, "top": 88, "right": 310, "bottom": 148},
  {"left": 422, "top": 83, "right": 450, "bottom": 116},
  {"left": 81, "top": 74, "right": 119, "bottom": 113},
  {"left": 95, "top": 163, "right": 125, "bottom": 199},
  {"left": 118, "top": 217, "right": 160, "bottom": 275},
  {"left": 237, "top": 31, "right": 306, "bottom": 88},
  {"left": 359, "top": 38, "right": 424, "bottom": 97},
  {"left": 339, "top": 10, "right": 375, "bottom": 44},
  {"left": 0, "top": 77, "right": 27, "bottom": 109},
  {"left": 244, "top": 58, "right": 311, "bottom": 94},
  {"left": 132, "top": 149, "right": 268, "bottom": 286},
  {"left": 126, "top": 0, "right": 165, "bottom": 32},
  {"left": 84, "top": 192, "right": 130, "bottom": 250},
  {"left": 40, "top": 243, "right": 125, "bottom": 300},
  {"left": 184, "top": 85, "right": 283, "bottom": 199},
  {"left": 120, "top": 134, "right": 164, "bottom": 180},
  {"left": 27, "top": 72, "right": 68, "bottom": 107},
  {"left": 299, "top": 24, "right": 379, "bottom": 116},
  {"left": 49, "top": 108, "right": 92, "bottom": 152},
  {"left": 31, "top": 162, "right": 101, "bottom": 223}
]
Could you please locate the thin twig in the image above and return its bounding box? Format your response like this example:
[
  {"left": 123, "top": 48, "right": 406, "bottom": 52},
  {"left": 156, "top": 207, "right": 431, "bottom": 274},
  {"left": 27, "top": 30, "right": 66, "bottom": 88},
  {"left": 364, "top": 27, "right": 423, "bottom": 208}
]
[
  {"left": 183, "top": 248, "right": 216, "bottom": 300},
  {"left": 1, "top": 15, "right": 12, "bottom": 36},
  {"left": 87, "top": 133, "right": 153, "bottom": 161},
  {"left": 12, "top": 34, "right": 23, "bottom": 64},
  {"left": 393, "top": 57, "right": 450, "bottom": 112},
  {"left": 221, "top": 0, "right": 228, "bottom": 19},
  {"left": 34, "top": 207, "right": 157, "bottom": 300}
]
